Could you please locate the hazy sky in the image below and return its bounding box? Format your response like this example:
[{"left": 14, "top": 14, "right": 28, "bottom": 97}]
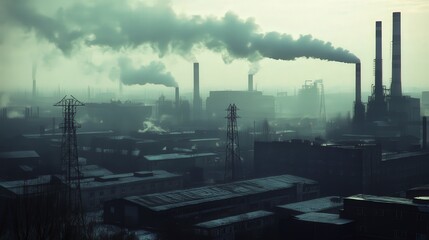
[{"left": 0, "top": 0, "right": 428, "bottom": 100}]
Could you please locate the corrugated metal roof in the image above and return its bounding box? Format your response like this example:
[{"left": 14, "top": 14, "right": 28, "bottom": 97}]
[
  {"left": 125, "top": 174, "right": 316, "bottom": 211},
  {"left": 79, "top": 170, "right": 181, "bottom": 189}
]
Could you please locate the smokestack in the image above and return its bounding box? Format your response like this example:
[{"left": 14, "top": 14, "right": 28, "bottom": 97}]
[
  {"left": 194, "top": 63, "right": 199, "bottom": 100},
  {"left": 32, "top": 63, "right": 37, "bottom": 98},
  {"left": 175, "top": 87, "right": 179, "bottom": 109},
  {"left": 353, "top": 62, "right": 365, "bottom": 127},
  {"left": 248, "top": 74, "right": 254, "bottom": 91},
  {"left": 193, "top": 62, "right": 202, "bottom": 119},
  {"left": 423, "top": 116, "right": 427, "bottom": 150},
  {"left": 374, "top": 21, "right": 383, "bottom": 103},
  {"left": 391, "top": 12, "right": 402, "bottom": 97},
  {"left": 355, "top": 63, "right": 361, "bottom": 103}
]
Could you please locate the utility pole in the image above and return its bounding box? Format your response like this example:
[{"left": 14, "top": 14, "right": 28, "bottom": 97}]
[
  {"left": 225, "top": 104, "right": 241, "bottom": 182},
  {"left": 54, "top": 95, "right": 85, "bottom": 238}
]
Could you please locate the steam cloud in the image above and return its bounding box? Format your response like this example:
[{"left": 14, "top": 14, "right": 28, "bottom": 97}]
[
  {"left": 119, "top": 58, "right": 177, "bottom": 87},
  {"left": 1, "top": 0, "right": 359, "bottom": 64}
]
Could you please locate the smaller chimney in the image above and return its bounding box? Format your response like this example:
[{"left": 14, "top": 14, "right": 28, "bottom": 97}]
[
  {"left": 248, "top": 74, "right": 253, "bottom": 91},
  {"left": 175, "top": 87, "right": 180, "bottom": 109},
  {"left": 32, "top": 62, "right": 37, "bottom": 99},
  {"left": 423, "top": 116, "right": 427, "bottom": 150}
]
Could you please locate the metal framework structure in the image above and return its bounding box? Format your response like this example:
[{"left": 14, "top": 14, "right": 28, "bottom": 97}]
[
  {"left": 54, "top": 95, "right": 85, "bottom": 237},
  {"left": 225, "top": 104, "right": 241, "bottom": 182}
]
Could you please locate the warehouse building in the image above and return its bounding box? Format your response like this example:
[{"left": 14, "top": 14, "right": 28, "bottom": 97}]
[{"left": 104, "top": 174, "right": 319, "bottom": 230}]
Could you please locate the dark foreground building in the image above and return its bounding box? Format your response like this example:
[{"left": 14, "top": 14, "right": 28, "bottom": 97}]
[
  {"left": 254, "top": 140, "right": 429, "bottom": 196},
  {"left": 340, "top": 194, "right": 429, "bottom": 240}
]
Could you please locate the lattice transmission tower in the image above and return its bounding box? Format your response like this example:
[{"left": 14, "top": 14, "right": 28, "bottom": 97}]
[
  {"left": 54, "top": 95, "right": 85, "bottom": 237},
  {"left": 225, "top": 104, "right": 241, "bottom": 182}
]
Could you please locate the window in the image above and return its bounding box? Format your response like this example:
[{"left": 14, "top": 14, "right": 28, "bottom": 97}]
[{"left": 99, "top": 191, "right": 104, "bottom": 196}]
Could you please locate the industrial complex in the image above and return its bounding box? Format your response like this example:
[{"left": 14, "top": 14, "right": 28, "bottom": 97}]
[{"left": 0, "top": 8, "right": 428, "bottom": 240}]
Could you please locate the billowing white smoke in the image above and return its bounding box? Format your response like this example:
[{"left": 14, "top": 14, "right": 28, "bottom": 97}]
[
  {"left": 118, "top": 58, "right": 177, "bottom": 87},
  {"left": 1, "top": 0, "right": 359, "bottom": 64}
]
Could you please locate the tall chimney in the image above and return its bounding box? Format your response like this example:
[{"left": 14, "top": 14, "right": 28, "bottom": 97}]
[
  {"left": 374, "top": 21, "right": 383, "bottom": 103},
  {"left": 193, "top": 62, "right": 201, "bottom": 119},
  {"left": 32, "top": 63, "right": 37, "bottom": 98},
  {"left": 391, "top": 12, "right": 402, "bottom": 97},
  {"left": 248, "top": 74, "right": 254, "bottom": 91},
  {"left": 353, "top": 62, "right": 365, "bottom": 127},
  {"left": 175, "top": 87, "right": 180, "bottom": 109},
  {"left": 355, "top": 63, "right": 361, "bottom": 103},
  {"left": 423, "top": 116, "right": 427, "bottom": 150},
  {"left": 194, "top": 63, "right": 200, "bottom": 101}
]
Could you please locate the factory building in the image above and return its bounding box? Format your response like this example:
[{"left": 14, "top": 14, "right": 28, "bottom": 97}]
[
  {"left": 80, "top": 170, "right": 182, "bottom": 211},
  {"left": 274, "top": 196, "right": 352, "bottom": 239},
  {"left": 0, "top": 175, "right": 65, "bottom": 235},
  {"left": 103, "top": 174, "right": 319, "bottom": 230},
  {"left": 362, "top": 12, "right": 421, "bottom": 136},
  {"left": 206, "top": 90, "right": 274, "bottom": 126},
  {"left": 422, "top": 91, "right": 429, "bottom": 116},
  {"left": 0, "top": 150, "right": 41, "bottom": 180},
  {"left": 254, "top": 140, "right": 380, "bottom": 196},
  {"left": 83, "top": 101, "right": 152, "bottom": 132},
  {"left": 340, "top": 194, "right": 429, "bottom": 240},
  {"left": 254, "top": 140, "right": 429, "bottom": 196}
]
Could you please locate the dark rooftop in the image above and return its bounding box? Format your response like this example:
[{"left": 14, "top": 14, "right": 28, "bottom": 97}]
[
  {"left": 194, "top": 210, "right": 274, "bottom": 229},
  {"left": 382, "top": 151, "right": 429, "bottom": 161},
  {"left": 0, "top": 175, "right": 56, "bottom": 195},
  {"left": 144, "top": 152, "right": 217, "bottom": 161},
  {"left": 295, "top": 212, "right": 353, "bottom": 225},
  {"left": 346, "top": 194, "right": 416, "bottom": 206},
  {"left": 80, "top": 170, "right": 181, "bottom": 189},
  {"left": 277, "top": 196, "right": 343, "bottom": 214},
  {"left": 0, "top": 150, "right": 39, "bottom": 159},
  {"left": 125, "top": 174, "right": 317, "bottom": 212}
]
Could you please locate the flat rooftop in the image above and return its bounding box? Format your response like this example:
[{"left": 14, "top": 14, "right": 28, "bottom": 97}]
[
  {"left": 125, "top": 174, "right": 317, "bottom": 212},
  {"left": 295, "top": 212, "right": 353, "bottom": 225},
  {"left": 0, "top": 150, "right": 39, "bottom": 159},
  {"left": 346, "top": 194, "right": 416, "bottom": 206},
  {"left": 80, "top": 165, "right": 113, "bottom": 178},
  {"left": 277, "top": 196, "right": 343, "bottom": 214},
  {"left": 195, "top": 210, "right": 274, "bottom": 229},
  {"left": 144, "top": 153, "right": 217, "bottom": 161},
  {"left": 0, "top": 175, "right": 56, "bottom": 195},
  {"left": 382, "top": 151, "right": 429, "bottom": 161},
  {"left": 79, "top": 170, "right": 181, "bottom": 189}
]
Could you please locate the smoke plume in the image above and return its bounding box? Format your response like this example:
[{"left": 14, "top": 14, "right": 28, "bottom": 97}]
[
  {"left": 1, "top": 0, "right": 359, "bottom": 63},
  {"left": 118, "top": 58, "right": 177, "bottom": 87},
  {"left": 248, "top": 62, "right": 260, "bottom": 75},
  {"left": 32, "top": 61, "right": 37, "bottom": 81}
]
